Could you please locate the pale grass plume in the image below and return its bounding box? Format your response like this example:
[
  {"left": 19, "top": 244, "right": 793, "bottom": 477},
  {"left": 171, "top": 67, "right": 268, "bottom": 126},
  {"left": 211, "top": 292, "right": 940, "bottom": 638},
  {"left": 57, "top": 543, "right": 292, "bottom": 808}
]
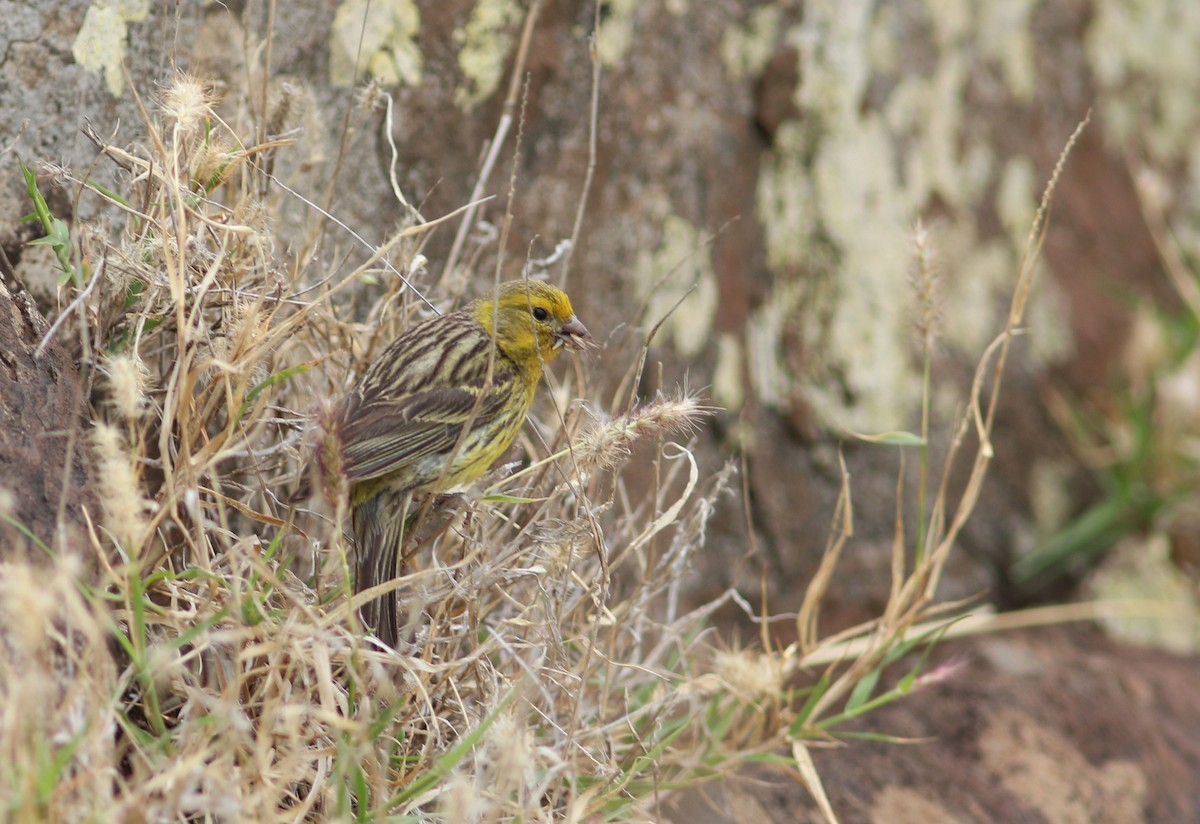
[
  {"left": 160, "top": 73, "right": 218, "bottom": 136},
  {"left": 92, "top": 421, "right": 149, "bottom": 553},
  {"left": 910, "top": 656, "right": 969, "bottom": 692},
  {"left": 202, "top": 304, "right": 271, "bottom": 387},
  {"left": 526, "top": 518, "right": 590, "bottom": 577},
  {"left": 0, "top": 555, "right": 116, "bottom": 819},
  {"left": 713, "top": 648, "right": 784, "bottom": 704},
  {"left": 483, "top": 711, "right": 535, "bottom": 806},
  {"left": 104, "top": 352, "right": 149, "bottom": 420},
  {"left": 144, "top": 640, "right": 187, "bottom": 694},
  {"left": 190, "top": 134, "right": 238, "bottom": 196},
  {"left": 438, "top": 774, "right": 481, "bottom": 822},
  {"left": 910, "top": 218, "right": 940, "bottom": 350},
  {"left": 0, "top": 559, "right": 64, "bottom": 656},
  {"left": 1123, "top": 307, "right": 1170, "bottom": 398},
  {"left": 575, "top": 391, "right": 712, "bottom": 474}
]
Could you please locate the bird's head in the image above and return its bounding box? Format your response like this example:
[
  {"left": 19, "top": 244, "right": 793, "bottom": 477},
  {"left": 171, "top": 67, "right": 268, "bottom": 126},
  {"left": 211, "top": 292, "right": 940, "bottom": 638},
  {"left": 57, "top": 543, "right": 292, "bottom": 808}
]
[{"left": 473, "top": 280, "right": 593, "bottom": 371}]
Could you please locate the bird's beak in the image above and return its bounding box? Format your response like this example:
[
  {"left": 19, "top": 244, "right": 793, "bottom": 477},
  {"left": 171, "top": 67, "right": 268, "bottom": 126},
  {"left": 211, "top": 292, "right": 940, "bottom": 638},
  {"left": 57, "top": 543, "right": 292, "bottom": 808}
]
[{"left": 555, "top": 316, "right": 593, "bottom": 351}]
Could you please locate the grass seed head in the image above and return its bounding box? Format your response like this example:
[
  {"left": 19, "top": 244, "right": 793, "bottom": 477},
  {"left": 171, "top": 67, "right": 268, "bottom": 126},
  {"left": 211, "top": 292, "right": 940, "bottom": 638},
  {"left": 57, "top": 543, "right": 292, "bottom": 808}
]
[
  {"left": 104, "top": 353, "right": 149, "bottom": 420},
  {"left": 92, "top": 422, "right": 149, "bottom": 553},
  {"left": 575, "top": 392, "right": 710, "bottom": 473},
  {"left": 713, "top": 648, "right": 784, "bottom": 703},
  {"left": 0, "top": 562, "right": 59, "bottom": 655},
  {"left": 485, "top": 712, "right": 533, "bottom": 798},
  {"left": 909, "top": 218, "right": 940, "bottom": 350},
  {"left": 437, "top": 774, "right": 481, "bottom": 822},
  {"left": 0, "top": 485, "right": 13, "bottom": 520},
  {"left": 160, "top": 74, "right": 217, "bottom": 136}
]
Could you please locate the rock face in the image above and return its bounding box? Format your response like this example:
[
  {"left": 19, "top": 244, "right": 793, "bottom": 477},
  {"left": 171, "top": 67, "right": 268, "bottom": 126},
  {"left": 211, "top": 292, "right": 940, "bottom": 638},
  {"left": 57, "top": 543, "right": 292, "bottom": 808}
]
[{"left": 0, "top": 280, "right": 92, "bottom": 560}]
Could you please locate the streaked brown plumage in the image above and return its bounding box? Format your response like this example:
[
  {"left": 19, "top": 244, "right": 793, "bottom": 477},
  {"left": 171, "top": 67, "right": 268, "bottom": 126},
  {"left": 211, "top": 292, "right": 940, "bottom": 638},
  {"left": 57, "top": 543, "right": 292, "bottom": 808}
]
[{"left": 331, "top": 280, "right": 591, "bottom": 645}]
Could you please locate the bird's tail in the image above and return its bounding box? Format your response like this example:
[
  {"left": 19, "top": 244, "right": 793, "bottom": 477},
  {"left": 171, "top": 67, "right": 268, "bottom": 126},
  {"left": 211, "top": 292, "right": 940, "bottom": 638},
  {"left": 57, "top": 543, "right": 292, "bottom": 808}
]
[{"left": 352, "top": 490, "right": 414, "bottom": 648}]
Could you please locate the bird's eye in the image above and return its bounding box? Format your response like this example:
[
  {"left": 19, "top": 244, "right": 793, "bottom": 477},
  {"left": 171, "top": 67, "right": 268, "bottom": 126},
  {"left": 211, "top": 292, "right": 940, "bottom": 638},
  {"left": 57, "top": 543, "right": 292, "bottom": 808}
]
[{"left": 532, "top": 306, "right": 550, "bottom": 322}]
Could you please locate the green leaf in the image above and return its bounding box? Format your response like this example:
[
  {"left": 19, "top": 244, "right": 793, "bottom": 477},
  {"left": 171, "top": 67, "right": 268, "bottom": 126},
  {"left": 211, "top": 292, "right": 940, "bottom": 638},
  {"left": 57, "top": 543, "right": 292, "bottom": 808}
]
[
  {"left": 352, "top": 760, "right": 370, "bottom": 822},
  {"left": 836, "top": 730, "right": 917, "bottom": 743},
  {"left": 848, "top": 430, "right": 926, "bottom": 446},
  {"left": 1010, "top": 495, "right": 1141, "bottom": 583},
  {"left": 367, "top": 699, "right": 409, "bottom": 741},
  {"left": 789, "top": 672, "right": 830, "bottom": 736},
  {"left": 124, "top": 278, "right": 146, "bottom": 309},
  {"left": 27, "top": 216, "right": 70, "bottom": 249},
  {"left": 85, "top": 177, "right": 130, "bottom": 208},
  {"left": 2, "top": 514, "right": 52, "bottom": 557},
  {"left": 20, "top": 162, "right": 52, "bottom": 226},
  {"left": 844, "top": 666, "right": 882, "bottom": 714},
  {"left": 170, "top": 607, "right": 232, "bottom": 652},
  {"left": 479, "top": 493, "right": 537, "bottom": 504},
  {"left": 20, "top": 160, "right": 76, "bottom": 284},
  {"left": 235, "top": 362, "right": 313, "bottom": 425}
]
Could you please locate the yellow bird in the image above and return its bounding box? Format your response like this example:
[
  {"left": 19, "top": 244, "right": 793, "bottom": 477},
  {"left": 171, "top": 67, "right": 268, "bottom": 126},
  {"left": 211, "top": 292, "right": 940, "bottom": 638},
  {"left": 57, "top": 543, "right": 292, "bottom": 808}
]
[{"left": 330, "top": 280, "right": 591, "bottom": 645}]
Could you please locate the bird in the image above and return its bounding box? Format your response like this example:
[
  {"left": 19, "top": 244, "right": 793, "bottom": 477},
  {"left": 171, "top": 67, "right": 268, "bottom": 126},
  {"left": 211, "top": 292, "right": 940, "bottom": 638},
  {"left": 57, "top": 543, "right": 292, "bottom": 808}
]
[{"left": 327, "top": 279, "right": 592, "bottom": 646}]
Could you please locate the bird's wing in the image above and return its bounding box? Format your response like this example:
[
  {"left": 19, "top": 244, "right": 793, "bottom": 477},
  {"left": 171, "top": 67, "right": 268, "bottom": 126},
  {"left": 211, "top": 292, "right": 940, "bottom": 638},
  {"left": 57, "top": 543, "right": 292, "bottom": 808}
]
[{"left": 336, "top": 381, "right": 511, "bottom": 484}]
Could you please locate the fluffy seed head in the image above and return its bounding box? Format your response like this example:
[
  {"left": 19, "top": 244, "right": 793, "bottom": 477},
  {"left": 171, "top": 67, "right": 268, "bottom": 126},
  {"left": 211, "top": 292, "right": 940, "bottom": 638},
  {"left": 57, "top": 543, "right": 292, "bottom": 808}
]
[
  {"left": 161, "top": 74, "right": 217, "bottom": 135},
  {"left": 713, "top": 649, "right": 783, "bottom": 702},
  {"left": 484, "top": 712, "right": 533, "bottom": 798},
  {"left": 0, "top": 562, "right": 58, "bottom": 656},
  {"left": 909, "top": 219, "right": 940, "bottom": 350},
  {"left": 93, "top": 422, "right": 148, "bottom": 554},
  {"left": 575, "top": 393, "right": 711, "bottom": 474},
  {"left": 105, "top": 353, "right": 149, "bottom": 420}
]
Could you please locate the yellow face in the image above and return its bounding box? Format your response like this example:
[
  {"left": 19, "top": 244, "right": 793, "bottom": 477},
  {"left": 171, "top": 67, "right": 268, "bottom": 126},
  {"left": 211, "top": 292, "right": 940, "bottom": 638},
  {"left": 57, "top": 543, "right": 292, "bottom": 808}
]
[{"left": 473, "top": 280, "right": 592, "bottom": 367}]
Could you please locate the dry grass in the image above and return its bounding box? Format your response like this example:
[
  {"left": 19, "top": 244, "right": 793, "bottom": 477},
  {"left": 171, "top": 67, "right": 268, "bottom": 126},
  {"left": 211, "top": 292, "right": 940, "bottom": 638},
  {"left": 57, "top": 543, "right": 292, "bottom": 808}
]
[
  {"left": 1, "top": 71, "right": 746, "bottom": 823},
  {"left": 0, "top": 57, "right": 1085, "bottom": 824}
]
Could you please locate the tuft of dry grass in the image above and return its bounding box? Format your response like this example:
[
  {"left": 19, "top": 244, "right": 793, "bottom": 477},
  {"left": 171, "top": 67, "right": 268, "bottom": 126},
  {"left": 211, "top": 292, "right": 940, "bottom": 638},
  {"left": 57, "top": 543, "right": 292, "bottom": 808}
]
[{"left": 1, "top": 69, "right": 754, "bottom": 823}]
